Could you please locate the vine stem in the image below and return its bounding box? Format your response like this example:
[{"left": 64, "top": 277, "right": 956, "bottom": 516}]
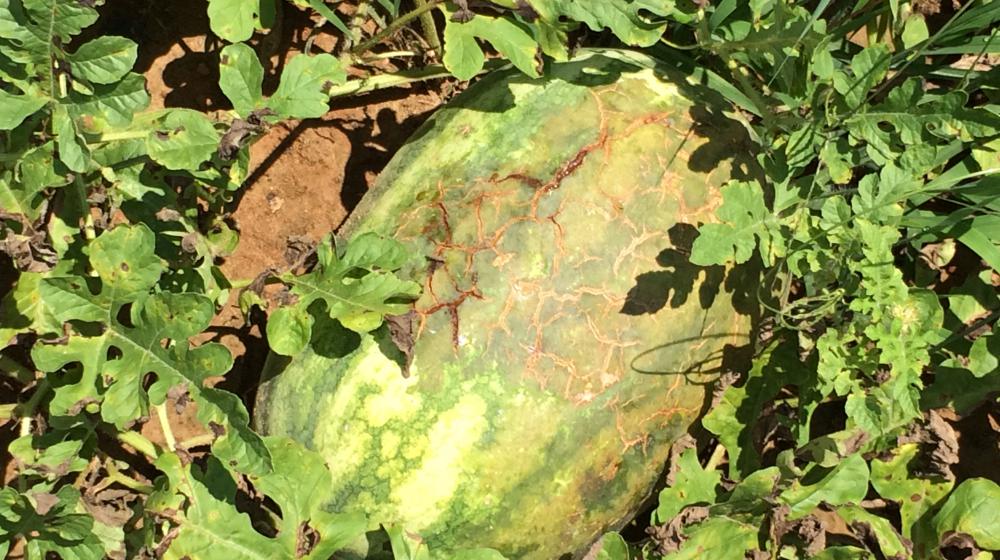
[
  {"left": 704, "top": 443, "right": 727, "bottom": 472},
  {"left": 413, "top": 0, "right": 441, "bottom": 54},
  {"left": 349, "top": 0, "right": 443, "bottom": 56},
  {"left": 178, "top": 433, "right": 215, "bottom": 449},
  {"left": 117, "top": 430, "right": 160, "bottom": 460},
  {"left": 106, "top": 459, "right": 154, "bottom": 494},
  {"left": 348, "top": 0, "right": 372, "bottom": 46},
  {"left": 89, "top": 129, "right": 149, "bottom": 144},
  {"left": 75, "top": 176, "right": 96, "bottom": 242},
  {"left": 360, "top": 50, "right": 418, "bottom": 62},
  {"left": 155, "top": 403, "right": 177, "bottom": 452},
  {"left": 16, "top": 378, "right": 50, "bottom": 436},
  {"left": 0, "top": 403, "right": 16, "bottom": 422},
  {"left": 327, "top": 59, "right": 507, "bottom": 99},
  {"left": 0, "top": 355, "right": 35, "bottom": 384}
]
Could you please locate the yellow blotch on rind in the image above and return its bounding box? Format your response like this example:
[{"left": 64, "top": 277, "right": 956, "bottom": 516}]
[
  {"left": 390, "top": 393, "right": 490, "bottom": 531},
  {"left": 314, "top": 342, "right": 420, "bottom": 490}
]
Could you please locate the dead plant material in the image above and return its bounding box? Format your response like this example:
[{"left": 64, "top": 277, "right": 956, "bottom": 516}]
[
  {"left": 385, "top": 310, "right": 417, "bottom": 377},
  {"left": 295, "top": 522, "right": 320, "bottom": 558},
  {"left": 940, "top": 531, "right": 981, "bottom": 560},
  {"left": 645, "top": 505, "right": 710, "bottom": 556},
  {"left": 664, "top": 433, "right": 698, "bottom": 487},
  {"left": 898, "top": 408, "right": 960, "bottom": 480},
  {"left": 913, "top": 0, "right": 942, "bottom": 15},
  {"left": 0, "top": 211, "right": 57, "bottom": 272},
  {"left": 219, "top": 109, "right": 275, "bottom": 161}
]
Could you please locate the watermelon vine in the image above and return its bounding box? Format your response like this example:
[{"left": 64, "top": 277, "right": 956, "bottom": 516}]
[{"left": 0, "top": 0, "right": 998, "bottom": 558}]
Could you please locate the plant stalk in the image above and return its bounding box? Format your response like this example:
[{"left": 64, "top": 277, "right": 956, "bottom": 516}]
[
  {"left": 154, "top": 403, "right": 177, "bottom": 452},
  {"left": 106, "top": 460, "right": 155, "bottom": 494},
  {"left": 327, "top": 59, "right": 506, "bottom": 99},
  {"left": 349, "top": 0, "right": 442, "bottom": 56},
  {"left": 0, "top": 355, "right": 36, "bottom": 384},
  {"left": 16, "top": 378, "right": 50, "bottom": 431},
  {"left": 117, "top": 429, "right": 160, "bottom": 460},
  {"left": 413, "top": 0, "right": 442, "bottom": 54},
  {"left": 0, "top": 403, "right": 17, "bottom": 422},
  {"left": 178, "top": 433, "right": 215, "bottom": 449},
  {"left": 704, "top": 443, "right": 727, "bottom": 472}
]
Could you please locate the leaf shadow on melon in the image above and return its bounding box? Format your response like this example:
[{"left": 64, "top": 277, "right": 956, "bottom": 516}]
[
  {"left": 623, "top": 222, "right": 760, "bottom": 410},
  {"left": 621, "top": 224, "right": 726, "bottom": 316}
]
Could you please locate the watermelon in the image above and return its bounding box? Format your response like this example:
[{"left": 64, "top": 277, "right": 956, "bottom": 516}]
[{"left": 254, "top": 49, "right": 756, "bottom": 559}]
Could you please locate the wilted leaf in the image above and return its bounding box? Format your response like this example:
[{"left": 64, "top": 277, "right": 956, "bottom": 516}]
[{"left": 659, "top": 517, "right": 757, "bottom": 559}]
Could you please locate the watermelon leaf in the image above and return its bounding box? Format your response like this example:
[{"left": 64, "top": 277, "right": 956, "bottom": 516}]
[
  {"left": 592, "top": 533, "right": 630, "bottom": 560},
  {"left": 932, "top": 479, "right": 1000, "bottom": 551},
  {"left": 0, "top": 486, "right": 106, "bottom": 560},
  {"left": 162, "top": 458, "right": 285, "bottom": 560},
  {"left": 529, "top": 0, "right": 678, "bottom": 46},
  {"left": 206, "top": 0, "right": 260, "bottom": 42},
  {"left": 442, "top": 8, "right": 540, "bottom": 81},
  {"left": 145, "top": 109, "right": 221, "bottom": 170},
  {"left": 653, "top": 448, "right": 720, "bottom": 524},
  {"left": 266, "top": 53, "right": 346, "bottom": 119},
  {"left": 66, "top": 36, "right": 138, "bottom": 85},
  {"left": 267, "top": 232, "right": 421, "bottom": 355},
  {"left": 779, "top": 454, "right": 870, "bottom": 519},
  {"left": 870, "top": 443, "right": 952, "bottom": 545},
  {"left": 250, "top": 437, "right": 367, "bottom": 560},
  {"left": 0, "top": 89, "right": 47, "bottom": 129},
  {"left": 29, "top": 224, "right": 270, "bottom": 475},
  {"left": 702, "top": 339, "right": 801, "bottom": 478},
  {"left": 386, "top": 525, "right": 432, "bottom": 560},
  {"left": 218, "top": 43, "right": 265, "bottom": 118},
  {"left": 690, "top": 180, "right": 775, "bottom": 266}
]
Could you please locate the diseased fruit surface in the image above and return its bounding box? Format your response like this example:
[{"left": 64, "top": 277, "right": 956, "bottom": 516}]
[{"left": 255, "top": 49, "right": 757, "bottom": 559}]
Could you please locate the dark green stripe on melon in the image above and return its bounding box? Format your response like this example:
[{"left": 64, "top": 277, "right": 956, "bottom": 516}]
[{"left": 255, "top": 49, "right": 756, "bottom": 559}]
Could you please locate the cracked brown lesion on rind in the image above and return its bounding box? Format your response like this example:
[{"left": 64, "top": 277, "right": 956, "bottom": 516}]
[{"left": 386, "top": 79, "right": 740, "bottom": 439}]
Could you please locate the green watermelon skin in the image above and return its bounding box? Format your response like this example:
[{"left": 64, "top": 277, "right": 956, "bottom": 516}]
[{"left": 255, "top": 50, "right": 756, "bottom": 559}]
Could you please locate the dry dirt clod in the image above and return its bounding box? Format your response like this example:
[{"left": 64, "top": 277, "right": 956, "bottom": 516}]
[
  {"left": 155, "top": 208, "right": 182, "bottom": 222},
  {"left": 793, "top": 515, "right": 826, "bottom": 556}
]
